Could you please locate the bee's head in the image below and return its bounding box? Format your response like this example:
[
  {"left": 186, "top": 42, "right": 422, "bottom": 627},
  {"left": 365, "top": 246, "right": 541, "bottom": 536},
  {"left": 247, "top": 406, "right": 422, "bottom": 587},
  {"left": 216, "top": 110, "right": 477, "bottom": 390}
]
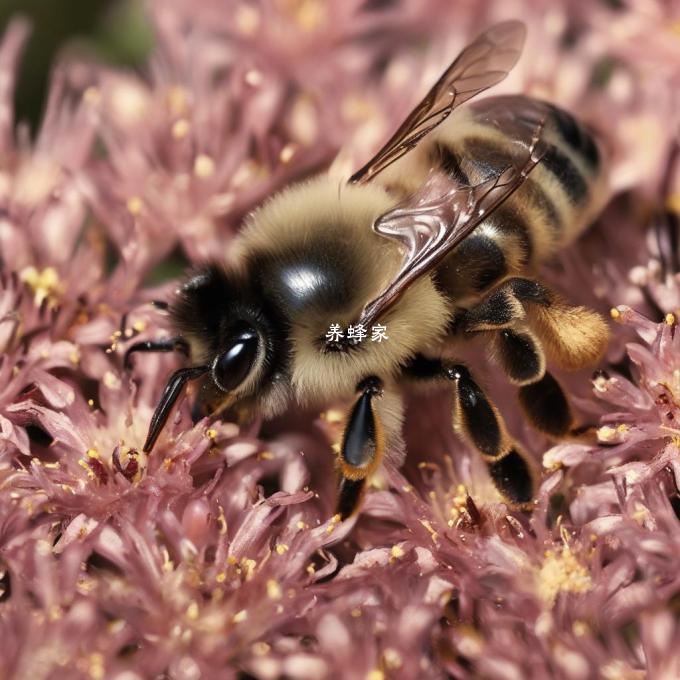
[
  {"left": 129, "top": 264, "right": 291, "bottom": 452},
  {"left": 171, "top": 264, "right": 286, "bottom": 406}
]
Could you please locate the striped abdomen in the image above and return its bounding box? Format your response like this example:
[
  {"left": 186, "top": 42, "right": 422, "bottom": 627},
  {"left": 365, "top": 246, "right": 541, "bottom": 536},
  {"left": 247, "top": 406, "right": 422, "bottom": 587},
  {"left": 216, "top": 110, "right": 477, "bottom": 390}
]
[{"left": 432, "top": 95, "right": 607, "bottom": 302}]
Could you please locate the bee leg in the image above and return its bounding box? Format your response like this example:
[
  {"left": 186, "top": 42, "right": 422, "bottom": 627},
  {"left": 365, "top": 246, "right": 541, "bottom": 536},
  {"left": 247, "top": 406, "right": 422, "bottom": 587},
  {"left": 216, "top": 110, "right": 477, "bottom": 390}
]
[
  {"left": 443, "top": 363, "right": 536, "bottom": 508},
  {"left": 466, "top": 318, "right": 588, "bottom": 440},
  {"left": 124, "top": 337, "right": 190, "bottom": 370},
  {"left": 450, "top": 277, "right": 608, "bottom": 439},
  {"left": 491, "top": 326, "right": 545, "bottom": 386},
  {"left": 453, "top": 277, "right": 609, "bottom": 372},
  {"left": 402, "top": 355, "right": 536, "bottom": 508},
  {"left": 517, "top": 370, "right": 580, "bottom": 439},
  {"left": 450, "top": 283, "right": 531, "bottom": 334},
  {"left": 336, "top": 377, "right": 386, "bottom": 519},
  {"left": 489, "top": 328, "right": 592, "bottom": 440}
]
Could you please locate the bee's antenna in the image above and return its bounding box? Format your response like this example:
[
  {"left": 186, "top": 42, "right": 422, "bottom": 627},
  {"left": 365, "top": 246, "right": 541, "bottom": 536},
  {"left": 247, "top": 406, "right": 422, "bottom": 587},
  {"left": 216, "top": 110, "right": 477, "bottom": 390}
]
[
  {"left": 124, "top": 336, "right": 190, "bottom": 371},
  {"left": 143, "top": 365, "right": 209, "bottom": 452}
]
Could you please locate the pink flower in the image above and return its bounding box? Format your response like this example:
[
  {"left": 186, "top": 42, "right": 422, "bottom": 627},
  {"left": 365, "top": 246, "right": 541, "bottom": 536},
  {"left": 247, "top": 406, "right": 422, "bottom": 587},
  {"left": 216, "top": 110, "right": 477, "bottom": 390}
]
[{"left": 2, "top": 1, "right": 680, "bottom": 677}]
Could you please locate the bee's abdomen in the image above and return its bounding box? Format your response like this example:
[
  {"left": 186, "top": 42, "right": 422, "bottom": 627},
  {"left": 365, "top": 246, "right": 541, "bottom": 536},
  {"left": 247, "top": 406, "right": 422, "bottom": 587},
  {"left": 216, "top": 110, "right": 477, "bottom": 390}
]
[{"left": 432, "top": 95, "right": 606, "bottom": 301}]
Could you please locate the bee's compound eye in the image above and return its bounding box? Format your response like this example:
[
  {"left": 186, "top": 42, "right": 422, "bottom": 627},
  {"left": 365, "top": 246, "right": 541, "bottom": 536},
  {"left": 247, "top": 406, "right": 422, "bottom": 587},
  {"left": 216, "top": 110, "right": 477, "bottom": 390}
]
[{"left": 212, "top": 324, "right": 259, "bottom": 392}]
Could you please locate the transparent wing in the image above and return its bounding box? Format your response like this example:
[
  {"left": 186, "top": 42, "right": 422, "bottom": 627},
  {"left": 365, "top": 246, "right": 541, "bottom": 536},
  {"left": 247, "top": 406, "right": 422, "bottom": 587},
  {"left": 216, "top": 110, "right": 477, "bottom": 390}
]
[
  {"left": 355, "top": 117, "right": 548, "bottom": 330},
  {"left": 349, "top": 20, "right": 526, "bottom": 185}
]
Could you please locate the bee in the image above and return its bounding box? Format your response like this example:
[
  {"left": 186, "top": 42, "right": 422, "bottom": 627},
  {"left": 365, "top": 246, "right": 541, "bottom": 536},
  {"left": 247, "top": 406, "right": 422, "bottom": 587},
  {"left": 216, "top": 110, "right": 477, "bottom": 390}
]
[{"left": 126, "top": 21, "right": 610, "bottom": 518}]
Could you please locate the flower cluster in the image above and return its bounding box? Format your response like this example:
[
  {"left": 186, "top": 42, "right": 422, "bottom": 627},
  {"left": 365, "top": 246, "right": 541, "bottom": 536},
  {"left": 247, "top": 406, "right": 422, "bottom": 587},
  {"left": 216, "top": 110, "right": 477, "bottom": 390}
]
[{"left": 1, "top": 1, "right": 680, "bottom": 678}]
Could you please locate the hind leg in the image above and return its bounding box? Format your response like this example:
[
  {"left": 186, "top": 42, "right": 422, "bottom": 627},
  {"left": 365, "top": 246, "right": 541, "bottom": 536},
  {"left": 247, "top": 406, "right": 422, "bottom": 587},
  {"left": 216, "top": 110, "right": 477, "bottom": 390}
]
[
  {"left": 403, "top": 356, "right": 537, "bottom": 508},
  {"left": 450, "top": 276, "right": 608, "bottom": 439}
]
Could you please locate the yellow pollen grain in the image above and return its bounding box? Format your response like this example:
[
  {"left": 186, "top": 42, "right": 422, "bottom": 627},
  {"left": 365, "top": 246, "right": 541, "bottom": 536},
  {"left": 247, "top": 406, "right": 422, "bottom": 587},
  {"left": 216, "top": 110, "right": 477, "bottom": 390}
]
[
  {"left": 365, "top": 671, "right": 384, "bottom": 680},
  {"left": 600, "top": 660, "right": 639, "bottom": 680},
  {"left": 666, "top": 312, "right": 676, "bottom": 326},
  {"left": 266, "top": 579, "right": 282, "bottom": 600},
  {"left": 235, "top": 4, "right": 260, "bottom": 34},
  {"left": 252, "top": 641, "right": 270, "bottom": 656},
  {"left": 390, "top": 545, "right": 405, "bottom": 560},
  {"left": 126, "top": 196, "right": 143, "bottom": 215},
  {"left": 244, "top": 69, "right": 264, "bottom": 87},
  {"left": 275, "top": 544, "right": 289, "bottom": 555},
  {"left": 258, "top": 451, "right": 274, "bottom": 460},
  {"left": 217, "top": 506, "right": 227, "bottom": 535},
  {"left": 206, "top": 428, "right": 218, "bottom": 440},
  {"left": 383, "top": 648, "right": 403, "bottom": 670},
  {"left": 279, "top": 143, "right": 297, "bottom": 163},
  {"left": 166, "top": 85, "right": 189, "bottom": 116},
  {"left": 293, "top": 0, "right": 326, "bottom": 31},
  {"left": 610, "top": 307, "right": 621, "bottom": 320},
  {"left": 88, "top": 652, "right": 105, "bottom": 680},
  {"left": 351, "top": 607, "right": 362, "bottom": 617},
  {"left": 232, "top": 609, "right": 248, "bottom": 623},
  {"left": 78, "top": 459, "right": 95, "bottom": 479},
  {"left": 186, "top": 601, "right": 199, "bottom": 620},
  {"left": 306, "top": 563, "right": 316, "bottom": 574},
  {"left": 242, "top": 558, "right": 257, "bottom": 580},
  {"left": 19, "top": 266, "right": 62, "bottom": 307},
  {"left": 107, "top": 619, "right": 125, "bottom": 634},
  {"left": 194, "top": 154, "right": 215, "bottom": 178},
  {"left": 572, "top": 620, "right": 590, "bottom": 637},
  {"left": 69, "top": 349, "right": 81, "bottom": 365},
  {"left": 543, "top": 448, "right": 563, "bottom": 471},
  {"left": 419, "top": 519, "right": 439, "bottom": 543},
  {"left": 215, "top": 572, "right": 226, "bottom": 583},
  {"left": 83, "top": 86, "right": 101, "bottom": 105},
  {"left": 227, "top": 555, "right": 238, "bottom": 565},
  {"left": 103, "top": 371, "right": 121, "bottom": 390},
  {"left": 632, "top": 502, "right": 650, "bottom": 525},
  {"left": 593, "top": 374, "right": 609, "bottom": 392},
  {"left": 132, "top": 320, "right": 147, "bottom": 333},
  {"left": 597, "top": 425, "right": 617, "bottom": 442},
  {"left": 172, "top": 118, "right": 190, "bottom": 139},
  {"left": 625, "top": 469, "right": 640, "bottom": 484},
  {"left": 161, "top": 548, "right": 174, "bottom": 573},
  {"left": 296, "top": 520, "right": 308, "bottom": 530},
  {"left": 323, "top": 409, "right": 344, "bottom": 424},
  {"left": 48, "top": 604, "right": 63, "bottom": 621},
  {"left": 86, "top": 448, "right": 99, "bottom": 459},
  {"left": 538, "top": 545, "right": 592, "bottom": 607},
  {"left": 326, "top": 513, "right": 341, "bottom": 533}
]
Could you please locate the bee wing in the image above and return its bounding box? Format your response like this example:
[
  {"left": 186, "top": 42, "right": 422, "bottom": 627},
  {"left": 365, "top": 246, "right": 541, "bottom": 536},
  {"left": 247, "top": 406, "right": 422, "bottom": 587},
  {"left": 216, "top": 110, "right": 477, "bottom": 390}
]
[
  {"left": 356, "top": 116, "right": 548, "bottom": 329},
  {"left": 349, "top": 20, "right": 526, "bottom": 185}
]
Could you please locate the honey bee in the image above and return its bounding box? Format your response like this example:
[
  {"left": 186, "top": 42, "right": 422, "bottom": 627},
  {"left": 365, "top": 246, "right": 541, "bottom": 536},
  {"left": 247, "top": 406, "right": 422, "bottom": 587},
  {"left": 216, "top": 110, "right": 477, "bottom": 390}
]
[{"left": 126, "top": 21, "right": 610, "bottom": 518}]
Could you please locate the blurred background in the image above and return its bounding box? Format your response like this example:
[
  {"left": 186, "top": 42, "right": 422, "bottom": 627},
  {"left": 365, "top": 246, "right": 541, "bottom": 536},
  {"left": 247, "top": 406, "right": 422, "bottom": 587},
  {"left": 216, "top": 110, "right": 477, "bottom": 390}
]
[{"left": 0, "top": 0, "right": 152, "bottom": 134}]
